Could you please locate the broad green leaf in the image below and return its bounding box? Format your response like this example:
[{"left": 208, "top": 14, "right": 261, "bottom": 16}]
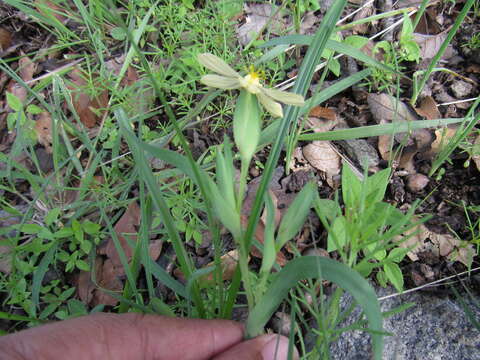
[
  {"left": 341, "top": 163, "right": 362, "bottom": 210},
  {"left": 384, "top": 261, "right": 404, "bottom": 292},
  {"left": 276, "top": 182, "right": 316, "bottom": 251},
  {"left": 6, "top": 92, "right": 23, "bottom": 111},
  {"left": 234, "top": 90, "right": 261, "bottom": 162},
  {"left": 387, "top": 248, "right": 408, "bottom": 263},
  {"left": 327, "top": 215, "right": 348, "bottom": 252},
  {"left": 44, "top": 208, "right": 61, "bottom": 226},
  {"left": 246, "top": 255, "right": 384, "bottom": 360}
]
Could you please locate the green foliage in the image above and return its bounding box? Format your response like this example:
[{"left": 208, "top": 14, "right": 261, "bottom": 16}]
[{"left": 315, "top": 164, "right": 420, "bottom": 292}]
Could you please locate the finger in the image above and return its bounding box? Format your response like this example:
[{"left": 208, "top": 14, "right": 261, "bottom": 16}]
[
  {"left": 0, "top": 313, "right": 244, "bottom": 360},
  {"left": 212, "top": 334, "right": 299, "bottom": 360}
]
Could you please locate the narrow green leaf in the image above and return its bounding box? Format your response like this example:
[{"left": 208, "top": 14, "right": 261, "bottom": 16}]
[
  {"left": 246, "top": 255, "right": 384, "bottom": 360},
  {"left": 276, "top": 182, "right": 316, "bottom": 251},
  {"left": 299, "top": 117, "right": 465, "bottom": 141}
]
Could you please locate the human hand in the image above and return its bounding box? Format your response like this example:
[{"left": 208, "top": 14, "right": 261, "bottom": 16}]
[{"left": 0, "top": 313, "right": 298, "bottom": 360}]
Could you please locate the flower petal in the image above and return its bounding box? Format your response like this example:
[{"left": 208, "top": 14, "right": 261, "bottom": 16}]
[
  {"left": 258, "top": 92, "right": 283, "bottom": 118},
  {"left": 262, "top": 88, "right": 305, "bottom": 107},
  {"left": 198, "top": 53, "right": 240, "bottom": 78},
  {"left": 201, "top": 75, "right": 241, "bottom": 89}
]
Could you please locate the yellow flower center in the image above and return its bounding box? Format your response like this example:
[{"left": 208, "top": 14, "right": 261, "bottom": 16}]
[{"left": 239, "top": 66, "right": 264, "bottom": 94}]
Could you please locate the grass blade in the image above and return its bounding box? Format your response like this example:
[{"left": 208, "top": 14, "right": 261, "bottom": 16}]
[
  {"left": 298, "top": 117, "right": 465, "bottom": 141},
  {"left": 246, "top": 255, "right": 383, "bottom": 360}
]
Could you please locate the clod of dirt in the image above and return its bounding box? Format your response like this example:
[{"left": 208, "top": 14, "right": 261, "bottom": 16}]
[
  {"left": 450, "top": 81, "right": 474, "bottom": 98},
  {"left": 406, "top": 173, "right": 430, "bottom": 192}
]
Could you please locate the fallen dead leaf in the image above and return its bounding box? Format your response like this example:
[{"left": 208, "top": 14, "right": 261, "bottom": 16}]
[
  {"left": 303, "top": 141, "right": 340, "bottom": 187},
  {"left": 429, "top": 126, "right": 457, "bottom": 154},
  {"left": 0, "top": 28, "right": 12, "bottom": 51},
  {"left": 200, "top": 250, "right": 241, "bottom": 285},
  {"left": 397, "top": 223, "right": 474, "bottom": 267},
  {"left": 413, "top": 32, "right": 450, "bottom": 60},
  {"left": 308, "top": 106, "right": 337, "bottom": 122},
  {"left": 305, "top": 116, "right": 337, "bottom": 133},
  {"left": 34, "top": 112, "right": 53, "bottom": 153},
  {"left": 35, "top": 0, "right": 67, "bottom": 22},
  {"left": 368, "top": 93, "right": 417, "bottom": 124},
  {"left": 236, "top": 3, "right": 286, "bottom": 46},
  {"left": 100, "top": 201, "right": 141, "bottom": 269},
  {"left": 415, "top": 96, "right": 441, "bottom": 120},
  {"left": 6, "top": 54, "right": 36, "bottom": 106},
  {"left": 92, "top": 258, "right": 124, "bottom": 307},
  {"left": 378, "top": 120, "right": 394, "bottom": 161},
  {"left": 68, "top": 68, "right": 109, "bottom": 128},
  {"left": 352, "top": 4, "right": 375, "bottom": 34}
]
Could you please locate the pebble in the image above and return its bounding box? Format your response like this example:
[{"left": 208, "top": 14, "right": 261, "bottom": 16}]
[{"left": 451, "top": 81, "right": 473, "bottom": 98}]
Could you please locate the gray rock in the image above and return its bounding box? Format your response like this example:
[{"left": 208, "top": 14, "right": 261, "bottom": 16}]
[
  {"left": 327, "top": 286, "right": 480, "bottom": 359},
  {"left": 451, "top": 81, "right": 474, "bottom": 99},
  {"left": 335, "top": 138, "right": 380, "bottom": 170}
]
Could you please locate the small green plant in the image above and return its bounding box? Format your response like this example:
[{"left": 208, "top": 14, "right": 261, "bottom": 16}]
[
  {"left": 315, "top": 163, "right": 422, "bottom": 292},
  {"left": 463, "top": 32, "right": 480, "bottom": 50},
  {"left": 5, "top": 92, "right": 42, "bottom": 143},
  {"left": 361, "top": 14, "right": 419, "bottom": 92}
]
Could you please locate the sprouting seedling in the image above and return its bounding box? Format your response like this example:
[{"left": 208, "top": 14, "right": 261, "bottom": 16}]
[{"left": 197, "top": 53, "right": 305, "bottom": 118}]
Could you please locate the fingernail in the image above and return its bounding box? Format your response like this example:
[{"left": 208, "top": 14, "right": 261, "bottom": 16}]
[{"left": 261, "top": 335, "right": 299, "bottom": 360}]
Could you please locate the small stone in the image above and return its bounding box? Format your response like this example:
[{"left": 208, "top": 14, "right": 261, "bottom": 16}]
[
  {"left": 451, "top": 81, "right": 473, "bottom": 98},
  {"left": 406, "top": 174, "right": 429, "bottom": 192}
]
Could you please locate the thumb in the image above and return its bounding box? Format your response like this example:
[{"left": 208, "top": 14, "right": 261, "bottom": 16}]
[{"left": 213, "top": 334, "right": 299, "bottom": 360}]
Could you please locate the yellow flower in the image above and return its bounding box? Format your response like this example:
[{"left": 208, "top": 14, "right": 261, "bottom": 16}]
[{"left": 198, "top": 53, "right": 305, "bottom": 118}]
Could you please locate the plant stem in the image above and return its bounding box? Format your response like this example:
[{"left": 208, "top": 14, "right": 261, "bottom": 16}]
[{"left": 237, "top": 159, "right": 249, "bottom": 213}]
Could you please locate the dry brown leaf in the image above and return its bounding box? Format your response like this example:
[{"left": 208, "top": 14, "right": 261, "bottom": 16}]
[
  {"left": 149, "top": 239, "right": 163, "bottom": 262},
  {"left": 368, "top": 93, "right": 417, "bottom": 124},
  {"left": 378, "top": 119, "right": 393, "bottom": 160},
  {"left": 303, "top": 141, "right": 340, "bottom": 187},
  {"left": 415, "top": 96, "right": 441, "bottom": 120},
  {"left": 34, "top": 112, "right": 53, "bottom": 152},
  {"left": 35, "top": 0, "right": 67, "bottom": 22},
  {"left": 201, "top": 250, "right": 241, "bottom": 285},
  {"left": 0, "top": 28, "right": 12, "bottom": 51},
  {"left": 92, "top": 258, "right": 124, "bottom": 307},
  {"left": 100, "top": 201, "right": 141, "bottom": 269},
  {"left": 308, "top": 106, "right": 337, "bottom": 122},
  {"left": 352, "top": 4, "right": 375, "bottom": 34},
  {"left": 236, "top": 3, "right": 285, "bottom": 46},
  {"left": 241, "top": 214, "right": 288, "bottom": 267},
  {"left": 18, "top": 55, "right": 36, "bottom": 82},
  {"left": 68, "top": 68, "right": 108, "bottom": 128},
  {"left": 413, "top": 32, "right": 449, "bottom": 60},
  {"left": 305, "top": 117, "right": 337, "bottom": 133},
  {"left": 397, "top": 223, "right": 474, "bottom": 267},
  {"left": 429, "top": 126, "right": 457, "bottom": 154}
]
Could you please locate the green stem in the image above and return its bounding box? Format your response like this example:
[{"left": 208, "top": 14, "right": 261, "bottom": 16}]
[{"left": 236, "top": 159, "right": 249, "bottom": 213}]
